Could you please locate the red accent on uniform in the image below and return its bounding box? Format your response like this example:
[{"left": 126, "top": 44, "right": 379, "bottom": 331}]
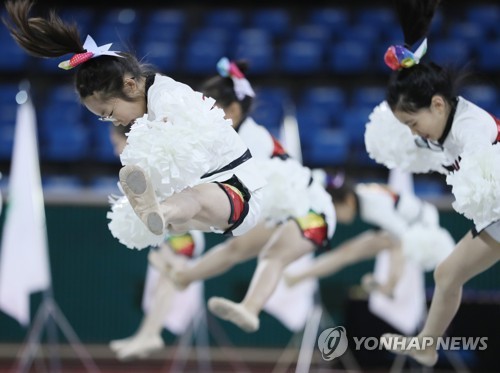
[
  {"left": 303, "top": 225, "right": 328, "bottom": 247},
  {"left": 271, "top": 136, "right": 288, "bottom": 157},
  {"left": 490, "top": 114, "right": 500, "bottom": 142},
  {"left": 177, "top": 243, "right": 195, "bottom": 257},
  {"left": 221, "top": 184, "right": 245, "bottom": 223}
]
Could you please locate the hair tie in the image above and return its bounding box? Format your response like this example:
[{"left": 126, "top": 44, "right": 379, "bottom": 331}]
[
  {"left": 216, "top": 57, "right": 255, "bottom": 100},
  {"left": 384, "top": 38, "right": 427, "bottom": 71},
  {"left": 326, "top": 171, "right": 345, "bottom": 189},
  {"left": 58, "top": 35, "right": 123, "bottom": 70}
]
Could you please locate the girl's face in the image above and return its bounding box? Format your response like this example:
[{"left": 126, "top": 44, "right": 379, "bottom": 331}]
[
  {"left": 82, "top": 77, "right": 147, "bottom": 127},
  {"left": 219, "top": 101, "right": 242, "bottom": 129},
  {"left": 393, "top": 95, "right": 449, "bottom": 141},
  {"left": 335, "top": 193, "right": 357, "bottom": 224}
]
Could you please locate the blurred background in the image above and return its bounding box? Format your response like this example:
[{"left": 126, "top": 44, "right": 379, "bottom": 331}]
[{"left": 0, "top": 0, "right": 499, "bottom": 372}]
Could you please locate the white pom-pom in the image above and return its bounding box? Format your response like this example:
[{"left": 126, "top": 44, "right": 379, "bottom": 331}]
[
  {"left": 364, "top": 101, "right": 448, "bottom": 174},
  {"left": 402, "top": 224, "right": 455, "bottom": 271},
  {"left": 107, "top": 196, "right": 164, "bottom": 250},
  {"left": 257, "top": 158, "right": 311, "bottom": 223},
  {"left": 446, "top": 144, "right": 500, "bottom": 231},
  {"left": 120, "top": 88, "right": 235, "bottom": 199}
]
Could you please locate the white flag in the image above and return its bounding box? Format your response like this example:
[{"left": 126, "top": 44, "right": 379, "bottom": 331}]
[{"left": 0, "top": 96, "right": 51, "bottom": 326}]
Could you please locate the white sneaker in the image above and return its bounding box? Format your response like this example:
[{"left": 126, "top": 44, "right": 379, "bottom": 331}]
[
  {"left": 119, "top": 164, "right": 164, "bottom": 235},
  {"left": 208, "top": 297, "right": 259, "bottom": 333},
  {"left": 115, "top": 334, "right": 164, "bottom": 361}
]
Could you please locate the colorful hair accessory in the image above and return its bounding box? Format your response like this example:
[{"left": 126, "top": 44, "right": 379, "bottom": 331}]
[
  {"left": 326, "top": 171, "right": 345, "bottom": 189},
  {"left": 58, "top": 35, "right": 123, "bottom": 70},
  {"left": 384, "top": 38, "right": 427, "bottom": 71},
  {"left": 216, "top": 57, "right": 255, "bottom": 100}
]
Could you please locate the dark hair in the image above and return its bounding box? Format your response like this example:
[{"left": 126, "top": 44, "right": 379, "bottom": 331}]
[
  {"left": 2, "top": 0, "right": 156, "bottom": 101},
  {"left": 386, "top": 0, "right": 460, "bottom": 113},
  {"left": 199, "top": 60, "right": 253, "bottom": 117},
  {"left": 324, "top": 172, "right": 355, "bottom": 205}
]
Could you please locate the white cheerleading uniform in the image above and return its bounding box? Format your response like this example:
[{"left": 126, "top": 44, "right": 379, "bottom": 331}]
[
  {"left": 237, "top": 117, "right": 336, "bottom": 245},
  {"left": 437, "top": 97, "right": 500, "bottom": 239},
  {"left": 355, "top": 183, "right": 454, "bottom": 271},
  {"left": 365, "top": 98, "right": 500, "bottom": 241},
  {"left": 109, "top": 75, "right": 267, "bottom": 248}
]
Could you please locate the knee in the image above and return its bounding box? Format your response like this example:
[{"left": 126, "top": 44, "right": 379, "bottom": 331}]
[
  {"left": 258, "top": 244, "right": 286, "bottom": 263},
  {"left": 433, "top": 259, "right": 461, "bottom": 291}
]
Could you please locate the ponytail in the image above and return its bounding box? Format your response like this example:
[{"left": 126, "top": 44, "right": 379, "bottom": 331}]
[
  {"left": 394, "top": 0, "right": 441, "bottom": 47},
  {"left": 3, "top": 0, "right": 84, "bottom": 58}
]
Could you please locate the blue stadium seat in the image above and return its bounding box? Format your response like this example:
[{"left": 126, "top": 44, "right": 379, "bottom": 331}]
[
  {"left": 204, "top": 9, "right": 245, "bottom": 32},
  {"left": 352, "top": 87, "right": 386, "bottom": 109},
  {"left": 234, "top": 29, "right": 273, "bottom": 47},
  {"left": 139, "top": 10, "right": 185, "bottom": 46},
  {"left": 428, "top": 39, "right": 471, "bottom": 68},
  {"left": 183, "top": 38, "right": 226, "bottom": 74},
  {"left": 466, "top": 5, "right": 500, "bottom": 34},
  {"left": 189, "top": 27, "right": 231, "bottom": 48},
  {"left": 148, "top": 9, "right": 186, "bottom": 29},
  {"left": 252, "top": 87, "right": 291, "bottom": 131},
  {"left": 94, "top": 8, "right": 140, "bottom": 50},
  {"left": 303, "top": 129, "right": 350, "bottom": 167},
  {"left": 328, "top": 41, "right": 371, "bottom": 73},
  {"left": 139, "top": 42, "right": 179, "bottom": 73},
  {"left": 300, "top": 87, "right": 346, "bottom": 121},
  {"left": 413, "top": 178, "right": 445, "bottom": 198},
  {"left": 341, "top": 107, "right": 373, "bottom": 146},
  {"left": 339, "top": 24, "right": 380, "bottom": 45},
  {"left": 42, "top": 176, "right": 84, "bottom": 192},
  {"left": 91, "top": 123, "right": 120, "bottom": 163},
  {"left": 476, "top": 41, "right": 500, "bottom": 71},
  {"left": 296, "top": 106, "right": 331, "bottom": 147},
  {"left": 291, "top": 25, "right": 331, "bottom": 45},
  {"left": 460, "top": 85, "right": 499, "bottom": 114},
  {"left": 60, "top": 8, "right": 94, "bottom": 36},
  {"left": 355, "top": 7, "right": 396, "bottom": 35},
  {"left": 280, "top": 41, "right": 324, "bottom": 74},
  {"left": 249, "top": 9, "right": 290, "bottom": 38},
  {"left": 90, "top": 176, "right": 121, "bottom": 194},
  {"left": 40, "top": 124, "right": 90, "bottom": 162},
  {"left": 0, "top": 85, "right": 19, "bottom": 160},
  {"left": 449, "top": 22, "right": 486, "bottom": 47},
  {"left": 308, "top": 8, "right": 349, "bottom": 37},
  {"left": 0, "top": 27, "right": 30, "bottom": 71},
  {"left": 234, "top": 44, "right": 275, "bottom": 75}
]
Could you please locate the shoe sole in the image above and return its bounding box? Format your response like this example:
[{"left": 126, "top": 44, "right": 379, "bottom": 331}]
[{"left": 125, "top": 168, "right": 164, "bottom": 236}]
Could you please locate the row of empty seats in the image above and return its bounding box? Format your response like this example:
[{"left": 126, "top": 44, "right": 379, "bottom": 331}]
[
  {"left": 1, "top": 5, "right": 500, "bottom": 74},
  {"left": 1, "top": 82, "right": 499, "bottom": 168}
]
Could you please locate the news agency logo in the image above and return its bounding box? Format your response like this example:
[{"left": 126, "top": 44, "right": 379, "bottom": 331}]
[
  {"left": 317, "top": 326, "right": 488, "bottom": 361},
  {"left": 317, "top": 326, "right": 349, "bottom": 361}
]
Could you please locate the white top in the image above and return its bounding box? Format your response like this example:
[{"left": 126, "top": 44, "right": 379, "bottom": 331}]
[
  {"left": 356, "top": 183, "right": 438, "bottom": 240},
  {"left": 237, "top": 117, "right": 275, "bottom": 160},
  {"left": 441, "top": 97, "right": 498, "bottom": 168}
]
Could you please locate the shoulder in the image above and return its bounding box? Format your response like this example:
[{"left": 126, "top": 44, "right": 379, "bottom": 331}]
[{"left": 454, "top": 97, "right": 497, "bottom": 130}]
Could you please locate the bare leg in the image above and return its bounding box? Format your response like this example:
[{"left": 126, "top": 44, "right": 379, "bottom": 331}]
[
  {"left": 362, "top": 243, "right": 405, "bottom": 298},
  {"left": 383, "top": 230, "right": 500, "bottom": 366},
  {"left": 121, "top": 164, "right": 255, "bottom": 234},
  {"left": 208, "top": 220, "right": 315, "bottom": 332},
  {"left": 110, "top": 272, "right": 174, "bottom": 360},
  {"left": 160, "top": 183, "right": 232, "bottom": 231},
  {"left": 167, "top": 223, "right": 277, "bottom": 289},
  {"left": 284, "top": 230, "right": 395, "bottom": 287}
]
